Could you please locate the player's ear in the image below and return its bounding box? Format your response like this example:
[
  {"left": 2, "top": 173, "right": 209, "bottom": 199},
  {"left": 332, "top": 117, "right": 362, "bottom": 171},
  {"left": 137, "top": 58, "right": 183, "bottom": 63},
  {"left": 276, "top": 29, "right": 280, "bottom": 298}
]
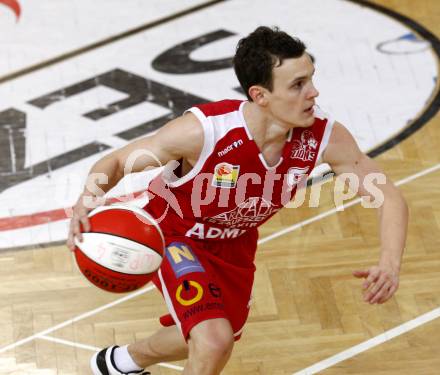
[{"left": 248, "top": 85, "right": 268, "bottom": 106}]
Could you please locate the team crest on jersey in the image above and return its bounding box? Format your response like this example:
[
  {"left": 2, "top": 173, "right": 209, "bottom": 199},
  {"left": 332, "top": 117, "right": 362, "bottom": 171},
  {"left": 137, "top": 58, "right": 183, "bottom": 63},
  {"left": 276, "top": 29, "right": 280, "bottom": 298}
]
[
  {"left": 291, "top": 130, "right": 318, "bottom": 162},
  {"left": 212, "top": 162, "right": 240, "bottom": 188},
  {"left": 205, "top": 197, "right": 280, "bottom": 227},
  {"left": 287, "top": 166, "right": 310, "bottom": 188}
]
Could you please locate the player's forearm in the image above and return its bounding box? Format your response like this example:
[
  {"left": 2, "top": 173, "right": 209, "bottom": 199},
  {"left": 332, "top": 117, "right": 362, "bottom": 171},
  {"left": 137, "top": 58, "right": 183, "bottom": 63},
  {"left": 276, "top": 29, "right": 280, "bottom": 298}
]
[
  {"left": 378, "top": 191, "right": 408, "bottom": 272},
  {"left": 81, "top": 155, "right": 124, "bottom": 200}
]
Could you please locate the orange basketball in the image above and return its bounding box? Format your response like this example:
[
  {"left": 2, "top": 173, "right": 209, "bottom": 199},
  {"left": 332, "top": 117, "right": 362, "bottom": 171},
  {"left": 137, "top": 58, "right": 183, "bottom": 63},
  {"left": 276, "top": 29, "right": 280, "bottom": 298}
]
[{"left": 74, "top": 204, "right": 164, "bottom": 293}]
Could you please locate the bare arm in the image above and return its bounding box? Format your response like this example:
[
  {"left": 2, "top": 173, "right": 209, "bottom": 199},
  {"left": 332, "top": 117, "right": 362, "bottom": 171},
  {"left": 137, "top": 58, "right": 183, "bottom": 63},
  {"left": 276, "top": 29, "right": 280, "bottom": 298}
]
[
  {"left": 323, "top": 122, "right": 408, "bottom": 304},
  {"left": 67, "top": 112, "right": 203, "bottom": 250}
]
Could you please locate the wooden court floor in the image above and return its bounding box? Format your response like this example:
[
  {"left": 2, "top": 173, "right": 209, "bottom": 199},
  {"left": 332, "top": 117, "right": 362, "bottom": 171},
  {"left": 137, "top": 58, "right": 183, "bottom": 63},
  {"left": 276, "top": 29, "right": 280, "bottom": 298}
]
[{"left": 1, "top": 0, "right": 440, "bottom": 374}]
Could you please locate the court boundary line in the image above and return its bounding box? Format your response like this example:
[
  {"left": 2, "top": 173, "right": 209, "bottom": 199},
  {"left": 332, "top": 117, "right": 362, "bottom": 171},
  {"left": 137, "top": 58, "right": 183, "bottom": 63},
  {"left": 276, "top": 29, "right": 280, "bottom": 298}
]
[
  {"left": 1, "top": 161, "right": 439, "bottom": 372},
  {"left": 0, "top": 285, "right": 156, "bottom": 355},
  {"left": 36, "top": 335, "right": 184, "bottom": 372},
  {"left": 292, "top": 307, "right": 440, "bottom": 375},
  {"left": 37, "top": 335, "right": 100, "bottom": 353},
  {"left": 259, "top": 162, "right": 440, "bottom": 245}
]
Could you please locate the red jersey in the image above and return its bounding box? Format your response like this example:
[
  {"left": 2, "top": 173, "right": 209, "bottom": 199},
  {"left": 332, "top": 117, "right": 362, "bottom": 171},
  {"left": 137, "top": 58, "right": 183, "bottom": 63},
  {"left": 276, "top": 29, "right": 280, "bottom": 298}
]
[{"left": 145, "top": 99, "right": 334, "bottom": 243}]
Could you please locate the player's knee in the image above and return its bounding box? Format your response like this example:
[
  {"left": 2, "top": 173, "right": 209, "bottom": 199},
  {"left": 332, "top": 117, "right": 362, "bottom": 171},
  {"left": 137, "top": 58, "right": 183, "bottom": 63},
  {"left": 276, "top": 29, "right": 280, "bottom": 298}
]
[
  {"left": 189, "top": 323, "right": 234, "bottom": 361},
  {"left": 192, "top": 334, "right": 234, "bottom": 362}
]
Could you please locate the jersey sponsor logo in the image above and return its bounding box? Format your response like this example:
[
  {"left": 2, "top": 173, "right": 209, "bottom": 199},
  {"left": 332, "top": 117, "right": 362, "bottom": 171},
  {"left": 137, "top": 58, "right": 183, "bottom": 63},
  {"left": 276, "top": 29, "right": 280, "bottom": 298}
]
[
  {"left": 212, "top": 162, "right": 240, "bottom": 188},
  {"left": 175, "top": 280, "right": 204, "bottom": 306},
  {"left": 217, "top": 139, "right": 243, "bottom": 157},
  {"left": 183, "top": 302, "right": 224, "bottom": 320},
  {"left": 185, "top": 223, "right": 246, "bottom": 240},
  {"left": 287, "top": 166, "right": 310, "bottom": 188},
  {"left": 165, "top": 242, "right": 205, "bottom": 277},
  {"left": 291, "top": 130, "right": 318, "bottom": 162},
  {"left": 205, "top": 197, "right": 280, "bottom": 228}
]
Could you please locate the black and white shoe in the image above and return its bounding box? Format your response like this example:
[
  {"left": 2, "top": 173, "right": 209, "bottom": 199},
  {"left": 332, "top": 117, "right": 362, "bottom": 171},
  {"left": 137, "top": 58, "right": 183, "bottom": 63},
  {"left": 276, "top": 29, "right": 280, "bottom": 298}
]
[{"left": 90, "top": 346, "right": 150, "bottom": 375}]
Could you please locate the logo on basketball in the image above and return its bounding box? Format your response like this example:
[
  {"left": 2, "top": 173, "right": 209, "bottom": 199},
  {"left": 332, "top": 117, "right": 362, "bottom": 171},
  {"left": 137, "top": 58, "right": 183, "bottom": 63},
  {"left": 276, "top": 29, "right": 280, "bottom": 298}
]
[
  {"left": 74, "top": 205, "right": 164, "bottom": 293},
  {"left": 110, "top": 247, "right": 130, "bottom": 267}
]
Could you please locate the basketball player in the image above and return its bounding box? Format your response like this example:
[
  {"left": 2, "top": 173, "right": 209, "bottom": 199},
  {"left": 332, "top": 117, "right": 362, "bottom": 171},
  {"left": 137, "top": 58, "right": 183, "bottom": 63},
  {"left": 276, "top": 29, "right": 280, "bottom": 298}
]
[{"left": 67, "top": 26, "right": 408, "bottom": 375}]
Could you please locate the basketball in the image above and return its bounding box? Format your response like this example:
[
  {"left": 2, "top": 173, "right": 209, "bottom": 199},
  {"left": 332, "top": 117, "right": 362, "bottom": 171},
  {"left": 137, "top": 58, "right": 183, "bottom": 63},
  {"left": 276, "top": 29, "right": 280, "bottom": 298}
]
[{"left": 74, "top": 204, "right": 164, "bottom": 293}]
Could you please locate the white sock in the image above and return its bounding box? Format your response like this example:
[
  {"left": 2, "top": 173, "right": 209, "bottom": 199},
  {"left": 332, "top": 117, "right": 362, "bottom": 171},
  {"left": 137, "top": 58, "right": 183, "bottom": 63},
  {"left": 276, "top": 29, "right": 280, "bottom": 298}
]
[{"left": 113, "top": 345, "right": 143, "bottom": 373}]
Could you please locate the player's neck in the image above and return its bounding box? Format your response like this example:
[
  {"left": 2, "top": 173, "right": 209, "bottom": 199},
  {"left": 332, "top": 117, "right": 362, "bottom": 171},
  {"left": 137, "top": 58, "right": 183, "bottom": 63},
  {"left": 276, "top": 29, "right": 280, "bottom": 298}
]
[{"left": 243, "top": 102, "right": 291, "bottom": 145}]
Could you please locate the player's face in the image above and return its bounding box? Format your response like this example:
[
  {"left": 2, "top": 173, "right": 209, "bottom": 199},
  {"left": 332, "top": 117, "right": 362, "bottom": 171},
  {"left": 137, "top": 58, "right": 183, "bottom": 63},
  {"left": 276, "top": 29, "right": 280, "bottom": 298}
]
[{"left": 267, "top": 54, "right": 319, "bottom": 127}]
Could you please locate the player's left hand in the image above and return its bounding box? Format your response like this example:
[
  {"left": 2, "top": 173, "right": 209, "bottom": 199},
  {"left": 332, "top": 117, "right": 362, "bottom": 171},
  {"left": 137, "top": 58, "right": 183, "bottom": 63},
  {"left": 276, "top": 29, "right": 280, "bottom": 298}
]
[{"left": 352, "top": 264, "right": 399, "bottom": 304}]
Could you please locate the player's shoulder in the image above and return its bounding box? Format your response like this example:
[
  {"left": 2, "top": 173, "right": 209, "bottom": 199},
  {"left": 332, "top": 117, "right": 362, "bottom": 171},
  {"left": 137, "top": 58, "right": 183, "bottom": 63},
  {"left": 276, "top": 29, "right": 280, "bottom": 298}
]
[
  {"left": 159, "top": 111, "right": 204, "bottom": 143},
  {"left": 328, "top": 122, "right": 355, "bottom": 144},
  {"left": 151, "top": 99, "right": 245, "bottom": 156},
  {"left": 322, "top": 121, "right": 361, "bottom": 165},
  {"left": 192, "top": 99, "right": 244, "bottom": 117}
]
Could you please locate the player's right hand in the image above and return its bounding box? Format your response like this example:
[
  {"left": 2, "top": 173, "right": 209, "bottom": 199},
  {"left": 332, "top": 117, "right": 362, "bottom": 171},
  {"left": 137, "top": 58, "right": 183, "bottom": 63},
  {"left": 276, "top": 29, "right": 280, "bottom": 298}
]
[{"left": 67, "top": 195, "right": 95, "bottom": 251}]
